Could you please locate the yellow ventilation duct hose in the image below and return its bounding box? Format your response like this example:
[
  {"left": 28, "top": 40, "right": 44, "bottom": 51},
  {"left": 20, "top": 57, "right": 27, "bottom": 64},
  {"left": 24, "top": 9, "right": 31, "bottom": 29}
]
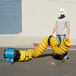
[
  {"left": 18, "top": 37, "right": 49, "bottom": 61},
  {"left": 50, "top": 36, "right": 71, "bottom": 55},
  {"left": 19, "top": 49, "right": 34, "bottom": 61},
  {"left": 33, "top": 37, "right": 49, "bottom": 58},
  {"left": 18, "top": 36, "right": 71, "bottom": 61}
]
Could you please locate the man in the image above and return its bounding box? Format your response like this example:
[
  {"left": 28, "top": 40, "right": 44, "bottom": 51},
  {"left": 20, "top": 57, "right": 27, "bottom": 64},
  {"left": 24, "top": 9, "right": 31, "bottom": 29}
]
[{"left": 51, "top": 8, "right": 70, "bottom": 61}]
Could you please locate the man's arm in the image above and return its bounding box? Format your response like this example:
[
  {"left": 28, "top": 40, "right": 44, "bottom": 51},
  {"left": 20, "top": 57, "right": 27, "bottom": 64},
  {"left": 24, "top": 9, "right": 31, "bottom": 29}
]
[
  {"left": 66, "top": 24, "right": 70, "bottom": 39},
  {"left": 51, "top": 24, "right": 57, "bottom": 35}
]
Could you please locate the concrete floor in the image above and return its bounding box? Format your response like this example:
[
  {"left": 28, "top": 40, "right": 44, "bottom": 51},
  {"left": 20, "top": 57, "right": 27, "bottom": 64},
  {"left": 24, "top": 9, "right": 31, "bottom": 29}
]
[{"left": 0, "top": 48, "right": 76, "bottom": 76}]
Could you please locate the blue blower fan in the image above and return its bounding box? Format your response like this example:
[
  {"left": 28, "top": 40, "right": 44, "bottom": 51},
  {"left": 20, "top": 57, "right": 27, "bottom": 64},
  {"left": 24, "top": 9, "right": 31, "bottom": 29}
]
[{"left": 4, "top": 48, "right": 15, "bottom": 63}]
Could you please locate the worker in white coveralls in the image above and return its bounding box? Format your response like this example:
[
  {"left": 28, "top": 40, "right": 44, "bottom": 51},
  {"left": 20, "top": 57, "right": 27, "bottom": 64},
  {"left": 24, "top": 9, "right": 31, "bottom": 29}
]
[{"left": 51, "top": 8, "right": 70, "bottom": 61}]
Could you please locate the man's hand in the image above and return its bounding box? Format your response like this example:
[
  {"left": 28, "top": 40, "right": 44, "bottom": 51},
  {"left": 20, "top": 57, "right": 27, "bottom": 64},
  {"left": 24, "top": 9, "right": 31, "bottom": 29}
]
[
  {"left": 66, "top": 36, "right": 69, "bottom": 41},
  {"left": 51, "top": 34, "right": 53, "bottom": 36},
  {"left": 66, "top": 36, "right": 69, "bottom": 39}
]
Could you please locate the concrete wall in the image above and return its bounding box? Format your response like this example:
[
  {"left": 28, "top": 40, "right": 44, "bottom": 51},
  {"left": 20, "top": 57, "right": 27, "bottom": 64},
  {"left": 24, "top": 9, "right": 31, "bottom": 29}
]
[{"left": 22, "top": 0, "right": 76, "bottom": 39}]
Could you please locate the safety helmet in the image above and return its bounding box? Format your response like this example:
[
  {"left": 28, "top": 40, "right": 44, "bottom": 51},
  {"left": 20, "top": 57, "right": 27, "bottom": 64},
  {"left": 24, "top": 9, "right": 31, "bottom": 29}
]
[{"left": 58, "top": 8, "right": 66, "bottom": 15}]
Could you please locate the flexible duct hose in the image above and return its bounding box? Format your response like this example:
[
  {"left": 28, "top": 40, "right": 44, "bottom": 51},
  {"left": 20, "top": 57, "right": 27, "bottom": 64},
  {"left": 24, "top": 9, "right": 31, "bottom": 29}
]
[
  {"left": 19, "top": 36, "right": 71, "bottom": 61},
  {"left": 33, "top": 37, "right": 48, "bottom": 57},
  {"left": 19, "top": 49, "right": 34, "bottom": 61},
  {"left": 18, "top": 37, "right": 49, "bottom": 61},
  {"left": 4, "top": 36, "right": 71, "bottom": 62},
  {"left": 49, "top": 36, "right": 71, "bottom": 55}
]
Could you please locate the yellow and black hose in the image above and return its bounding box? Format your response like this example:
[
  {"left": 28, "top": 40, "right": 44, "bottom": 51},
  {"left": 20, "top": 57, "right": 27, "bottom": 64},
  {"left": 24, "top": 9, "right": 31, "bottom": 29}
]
[
  {"left": 18, "top": 37, "right": 49, "bottom": 61},
  {"left": 33, "top": 37, "right": 49, "bottom": 58},
  {"left": 18, "top": 49, "right": 34, "bottom": 61},
  {"left": 4, "top": 36, "right": 71, "bottom": 62},
  {"left": 19, "top": 36, "right": 71, "bottom": 61},
  {"left": 49, "top": 36, "right": 71, "bottom": 55}
]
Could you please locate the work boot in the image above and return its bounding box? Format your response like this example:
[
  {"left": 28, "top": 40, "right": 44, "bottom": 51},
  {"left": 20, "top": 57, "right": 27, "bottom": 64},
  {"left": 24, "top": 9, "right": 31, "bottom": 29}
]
[{"left": 62, "top": 55, "right": 69, "bottom": 62}]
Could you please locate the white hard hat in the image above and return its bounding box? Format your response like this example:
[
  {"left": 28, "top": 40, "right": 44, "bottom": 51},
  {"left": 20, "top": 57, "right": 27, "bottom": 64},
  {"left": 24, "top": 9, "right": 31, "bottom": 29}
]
[{"left": 58, "top": 8, "right": 66, "bottom": 15}]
